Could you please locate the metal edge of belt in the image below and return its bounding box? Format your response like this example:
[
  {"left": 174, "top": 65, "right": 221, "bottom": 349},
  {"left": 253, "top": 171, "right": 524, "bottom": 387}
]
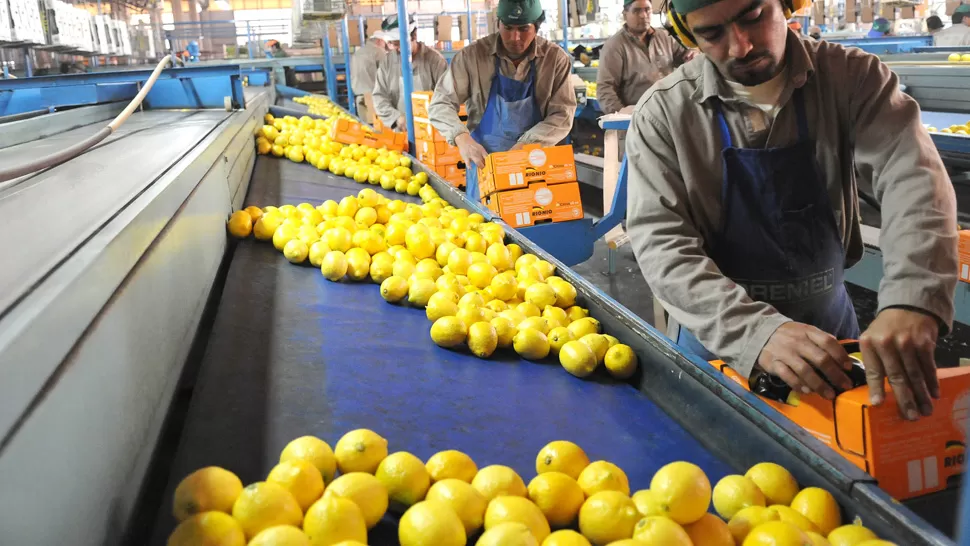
[
  {"left": 0, "top": 90, "right": 271, "bottom": 452},
  {"left": 0, "top": 102, "right": 127, "bottom": 150}
]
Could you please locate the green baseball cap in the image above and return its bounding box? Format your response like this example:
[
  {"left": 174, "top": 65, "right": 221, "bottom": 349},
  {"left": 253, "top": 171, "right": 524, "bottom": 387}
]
[
  {"left": 497, "top": 0, "right": 545, "bottom": 25},
  {"left": 956, "top": 4, "right": 970, "bottom": 14},
  {"left": 671, "top": 0, "right": 722, "bottom": 14}
]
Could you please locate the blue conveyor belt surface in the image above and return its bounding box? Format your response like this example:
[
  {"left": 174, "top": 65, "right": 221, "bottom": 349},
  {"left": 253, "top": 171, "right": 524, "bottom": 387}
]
[{"left": 150, "top": 157, "right": 732, "bottom": 544}]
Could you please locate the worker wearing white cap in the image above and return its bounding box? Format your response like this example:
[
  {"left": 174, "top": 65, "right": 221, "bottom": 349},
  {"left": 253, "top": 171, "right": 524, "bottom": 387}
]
[
  {"left": 372, "top": 15, "right": 448, "bottom": 131},
  {"left": 428, "top": 0, "right": 577, "bottom": 201},
  {"left": 626, "top": 0, "right": 957, "bottom": 420},
  {"left": 350, "top": 29, "right": 390, "bottom": 125}
]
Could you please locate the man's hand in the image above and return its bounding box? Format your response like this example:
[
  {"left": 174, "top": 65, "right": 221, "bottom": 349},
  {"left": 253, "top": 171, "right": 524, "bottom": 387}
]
[
  {"left": 860, "top": 308, "right": 940, "bottom": 421},
  {"left": 396, "top": 116, "right": 406, "bottom": 130},
  {"left": 757, "top": 322, "right": 854, "bottom": 400},
  {"left": 455, "top": 132, "right": 488, "bottom": 168}
]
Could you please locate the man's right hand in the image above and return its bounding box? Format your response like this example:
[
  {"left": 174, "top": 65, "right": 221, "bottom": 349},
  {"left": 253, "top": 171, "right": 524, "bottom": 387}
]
[
  {"left": 455, "top": 132, "right": 488, "bottom": 168},
  {"left": 757, "top": 322, "right": 855, "bottom": 400}
]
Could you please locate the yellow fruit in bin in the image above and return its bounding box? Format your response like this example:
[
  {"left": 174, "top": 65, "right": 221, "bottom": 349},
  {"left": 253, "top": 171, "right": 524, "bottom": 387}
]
[
  {"left": 604, "top": 344, "right": 638, "bottom": 379},
  {"left": 632, "top": 516, "right": 693, "bottom": 545},
  {"left": 381, "top": 275, "right": 409, "bottom": 303},
  {"left": 232, "top": 482, "right": 303, "bottom": 539},
  {"left": 730, "top": 506, "right": 782, "bottom": 543},
  {"left": 514, "top": 328, "right": 551, "bottom": 360},
  {"left": 568, "top": 317, "right": 601, "bottom": 338},
  {"left": 566, "top": 306, "right": 589, "bottom": 322},
  {"left": 457, "top": 305, "right": 486, "bottom": 328},
  {"left": 247, "top": 525, "right": 310, "bottom": 546},
  {"left": 431, "top": 316, "right": 469, "bottom": 347},
  {"left": 487, "top": 243, "right": 513, "bottom": 271},
  {"left": 324, "top": 472, "right": 388, "bottom": 529},
  {"left": 272, "top": 144, "right": 286, "bottom": 157},
  {"left": 826, "top": 524, "right": 877, "bottom": 545},
  {"left": 713, "top": 474, "right": 766, "bottom": 520},
  {"left": 427, "top": 292, "right": 460, "bottom": 321},
  {"left": 267, "top": 459, "right": 325, "bottom": 511},
  {"left": 745, "top": 462, "right": 799, "bottom": 506},
  {"left": 427, "top": 450, "right": 479, "bottom": 483},
  {"left": 228, "top": 210, "right": 254, "bottom": 238},
  {"left": 303, "top": 496, "right": 368, "bottom": 546},
  {"left": 478, "top": 522, "right": 538, "bottom": 546},
  {"left": 415, "top": 258, "right": 444, "bottom": 280},
  {"left": 408, "top": 277, "right": 438, "bottom": 308},
  {"left": 376, "top": 451, "right": 432, "bottom": 511},
  {"left": 547, "top": 327, "right": 574, "bottom": 355},
  {"left": 254, "top": 215, "right": 281, "bottom": 241},
  {"left": 520, "top": 316, "right": 551, "bottom": 335},
  {"left": 468, "top": 321, "right": 499, "bottom": 358},
  {"left": 533, "top": 440, "right": 588, "bottom": 481},
  {"left": 559, "top": 340, "right": 598, "bottom": 378},
  {"left": 448, "top": 247, "right": 474, "bottom": 275},
  {"left": 790, "top": 487, "right": 842, "bottom": 535},
  {"left": 576, "top": 460, "right": 629, "bottom": 497},
  {"left": 284, "top": 239, "right": 310, "bottom": 264},
  {"left": 684, "top": 513, "right": 735, "bottom": 546},
  {"left": 517, "top": 301, "right": 542, "bottom": 318},
  {"left": 806, "top": 532, "right": 831, "bottom": 545},
  {"left": 485, "top": 299, "right": 509, "bottom": 313},
  {"left": 397, "top": 179, "right": 410, "bottom": 193},
  {"left": 578, "top": 490, "right": 640, "bottom": 545},
  {"left": 334, "top": 429, "right": 388, "bottom": 475},
  {"left": 473, "top": 465, "right": 528, "bottom": 500},
  {"left": 280, "top": 436, "right": 338, "bottom": 485},
  {"left": 484, "top": 495, "right": 551, "bottom": 542},
  {"left": 167, "top": 511, "right": 245, "bottom": 546},
  {"left": 579, "top": 334, "right": 610, "bottom": 363},
  {"left": 527, "top": 472, "right": 585, "bottom": 528},
  {"left": 468, "top": 262, "right": 498, "bottom": 288},
  {"left": 320, "top": 251, "right": 348, "bottom": 281},
  {"left": 631, "top": 489, "right": 664, "bottom": 517},
  {"left": 963, "top": 53, "right": 970, "bottom": 62},
  {"left": 649, "top": 461, "right": 711, "bottom": 525},
  {"left": 491, "top": 316, "right": 518, "bottom": 349},
  {"left": 370, "top": 253, "right": 396, "bottom": 283},
  {"left": 273, "top": 224, "right": 298, "bottom": 252},
  {"left": 771, "top": 504, "right": 819, "bottom": 533},
  {"left": 542, "top": 530, "right": 591, "bottom": 546},
  {"left": 427, "top": 479, "right": 488, "bottom": 534},
  {"left": 172, "top": 466, "right": 244, "bottom": 521},
  {"left": 516, "top": 254, "right": 539, "bottom": 273},
  {"left": 743, "top": 520, "right": 812, "bottom": 546},
  {"left": 345, "top": 249, "right": 371, "bottom": 281},
  {"left": 399, "top": 500, "right": 467, "bottom": 546}
]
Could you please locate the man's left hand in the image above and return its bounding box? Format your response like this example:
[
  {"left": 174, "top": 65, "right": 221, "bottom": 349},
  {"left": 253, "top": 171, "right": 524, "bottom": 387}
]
[{"left": 860, "top": 308, "right": 940, "bottom": 421}]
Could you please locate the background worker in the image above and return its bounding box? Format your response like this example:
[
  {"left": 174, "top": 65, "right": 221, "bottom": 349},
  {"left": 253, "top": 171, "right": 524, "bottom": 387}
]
[
  {"left": 351, "top": 27, "right": 390, "bottom": 125},
  {"left": 596, "top": 0, "right": 696, "bottom": 115},
  {"left": 429, "top": 0, "right": 577, "bottom": 201},
  {"left": 373, "top": 15, "right": 448, "bottom": 132},
  {"left": 935, "top": 6, "right": 970, "bottom": 46},
  {"left": 626, "top": 0, "right": 957, "bottom": 420},
  {"left": 926, "top": 14, "right": 944, "bottom": 36},
  {"left": 867, "top": 17, "right": 892, "bottom": 37}
]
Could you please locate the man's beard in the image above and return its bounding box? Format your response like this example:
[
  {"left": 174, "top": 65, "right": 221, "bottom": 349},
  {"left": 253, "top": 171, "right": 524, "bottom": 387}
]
[{"left": 726, "top": 51, "right": 778, "bottom": 86}]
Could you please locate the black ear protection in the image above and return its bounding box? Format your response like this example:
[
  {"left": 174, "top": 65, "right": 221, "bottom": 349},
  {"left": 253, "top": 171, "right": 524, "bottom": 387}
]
[{"left": 660, "top": 0, "right": 811, "bottom": 48}]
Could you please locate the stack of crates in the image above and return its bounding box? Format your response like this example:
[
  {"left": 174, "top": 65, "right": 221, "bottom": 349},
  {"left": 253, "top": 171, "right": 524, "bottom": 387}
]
[
  {"left": 330, "top": 118, "right": 407, "bottom": 152},
  {"left": 8, "top": 0, "right": 46, "bottom": 44},
  {"left": 479, "top": 144, "right": 584, "bottom": 228},
  {"left": 411, "top": 91, "right": 467, "bottom": 189}
]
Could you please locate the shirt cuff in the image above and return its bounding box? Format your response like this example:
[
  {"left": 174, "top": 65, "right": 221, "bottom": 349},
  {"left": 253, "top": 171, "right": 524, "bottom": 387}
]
[
  {"left": 447, "top": 127, "right": 470, "bottom": 147},
  {"left": 878, "top": 286, "right": 954, "bottom": 335},
  {"left": 734, "top": 314, "right": 792, "bottom": 379}
]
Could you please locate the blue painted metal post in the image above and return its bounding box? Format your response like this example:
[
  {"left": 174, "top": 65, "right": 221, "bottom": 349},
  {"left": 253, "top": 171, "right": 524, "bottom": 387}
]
[
  {"left": 560, "top": 0, "right": 569, "bottom": 50},
  {"left": 466, "top": 1, "right": 474, "bottom": 42},
  {"left": 396, "top": 0, "right": 416, "bottom": 151},
  {"left": 322, "top": 24, "right": 339, "bottom": 101},
  {"left": 341, "top": 17, "right": 356, "bottom": 115},
  {"left": 358, "top": 16, "right": 365, "bottom": 43}
]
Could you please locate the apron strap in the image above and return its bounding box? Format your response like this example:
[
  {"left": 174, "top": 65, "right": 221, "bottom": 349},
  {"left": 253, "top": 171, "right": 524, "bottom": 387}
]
[
  {"left": 714, "top": 104, "right": 733, "bottom": 149},
  {"left": 792, "top": 87, "right": 809, "bottom": 142}
]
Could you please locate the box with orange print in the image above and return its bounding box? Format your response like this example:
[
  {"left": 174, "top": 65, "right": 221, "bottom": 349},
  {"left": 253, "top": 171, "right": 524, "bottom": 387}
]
[
  {"left": 482, "top": 181, "right": 584, "bottom": 229},
  {"left": 478, "top": 144, "right": 577, "bottom": 198}
]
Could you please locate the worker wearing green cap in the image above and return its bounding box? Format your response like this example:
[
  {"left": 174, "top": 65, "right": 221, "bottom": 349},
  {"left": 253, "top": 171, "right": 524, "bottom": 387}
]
[
  {"left": 596, "top": 0, "right": 696, "bottom": 114},
  {"left": 626, "top": 0, "right": 957, "bottom": 421},
  {"left": 935, "top": 5, "right": 970, "bottom": 46},
  {"left": 428, "top": 0, "right": 577, "bottom": 201}
]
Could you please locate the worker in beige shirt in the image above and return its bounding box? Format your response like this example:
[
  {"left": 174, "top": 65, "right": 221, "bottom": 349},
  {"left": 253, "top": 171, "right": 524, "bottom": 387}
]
[
  {"left": 627, "top": 0, "right": 957, "bottom": 420},
  {"left": 596, "top": 0, "right": 695, "bottom": 115},
  {"left": 429, "top": 0, "right": 577, "bottom": 201},
  {"left": 350, "top": 29, "right": 389, "bottom": 125},
  {"left": 373, "top": 15, "right": 448, "bottom": 131}
]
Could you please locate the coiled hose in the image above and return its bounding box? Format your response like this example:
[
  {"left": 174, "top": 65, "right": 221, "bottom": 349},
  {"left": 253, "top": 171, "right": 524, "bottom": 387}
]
[{"left": 0, "top": 55, "right": 176, "bottom": 184}]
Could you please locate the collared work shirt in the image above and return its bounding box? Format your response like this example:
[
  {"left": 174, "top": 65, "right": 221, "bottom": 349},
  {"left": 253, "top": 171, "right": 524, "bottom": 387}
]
[
  {"left": 596, "top": 26, "right": 692, "bottom": 114},
  {"left": 626, "top": 31, "right": 958, "bottom": 377},
  {"left": 373, "top": 44, "right": 448, "bottom": 128},
  {"left": 351, "top": 40, "right": 387, "bottom": 96},
  {"left": 934, "top": 24, "right": 970, "bottom": 46},
  {"left": 429, "top": 33, "right": 577, "bottom": 146}
]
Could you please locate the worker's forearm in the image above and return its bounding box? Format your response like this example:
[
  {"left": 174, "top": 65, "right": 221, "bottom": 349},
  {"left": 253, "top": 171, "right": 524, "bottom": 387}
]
[
  {"left": 429, "top": 70, "right": 469, "bottom": 145},
  {"left": 596, "top": 85, "right": 624, "bottom": 115},
  {"left": 519, "top": 111, "right": 575, "bottom": 146},
  {"left": 363, "top": 93, "right": 377, "bottom": 125}
]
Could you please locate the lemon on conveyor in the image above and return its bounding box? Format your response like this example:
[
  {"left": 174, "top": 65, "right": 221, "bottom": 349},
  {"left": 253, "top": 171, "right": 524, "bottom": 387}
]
[
  {"left": 267, "top": 459, "right": 325, "bottom": 511},
  {"left": 415, "top": 258, "right": 444, "bottom": 280},
  {"left": 399, "top": 500, "right": 467, "bottom": 546},
  {"left": 527, "top": 472, "right": 585, "bottom": 528},
  {"left": 374, "top": 451, "right": 432, "bottom": 513},
  {"left": 604, "top": 344, "right": 638, "bottom": 379},
  {"left": 713, "top": 474, "right": 766, "bottom": 520},
  {"left": 491, "top": 316, "right": 518, "bottom": 349},
  {"left": 547, "top": 327, "right": 574, "bottom": 355},
  {"left": 468, "top": 262, "right": 498, "bottom": 289},
  {"left": 684, "top": 513, "right": 735, "bottom": 546},
  {"left": 742, "top": 520, "right": 812, "bottom": 546},
  {"left": 485, "top": 299, "right": 509, "bottom": 313},
  {"left": 172, "top": 466, "right": 244, "bottom": 521},
  {"left": 320, "top": 251, "right": 348, "bottom": 281},
  {"left": 577, "top": 490, "right": 640, "bottom": 545},
  {"left": 649, "top": 461, "right": 711, "bottom": 525},
  {"left": 632, "top": 516, "right": 693, "bottom": 545},
  {"left": 457, "top": 305, "right": 486, "bottom": 328},
  {"left": 827, "top": 523, "right": 877, "bottom": 546},
  {"left": 248, "top": 525, "right": 310, "bottom": 546},
  {"left": 486, "top": 243, "right": 513, "bottom": 271},
  {"left": 273, "top": 224, "right": 298, "bottom": 252},
  {"left": 427, "top": 291, "right": 460, "bottom": 321},
  {"left": 167, "top": 511, "right": 245, "bottom": 546},
  {"left": 381, "top": 275, "right": 409, "bottom": 303},
  {"left": 333, "top": 429, "right": 388, "bottom": 475},
  {"left": 345, "top": 248, "right": 371, "bottom": 281},
  {"left": 484, "top": 495, "right": 551, "bottom": 542},
  {"left": 576, "top": 460, "right": 629, "bottom": 497},
  {"left": 283, "top": 239, "right": 309, "bottom": 264},
  {"left": 426, "top": 479, "right": 488, "bottom": 534},
  {"left": 806, "top": 533, "right": 830, "bottom": 546},
  {"left": 232, "top": 482, "right": 303, "bottom": 539},
  {"left": 949, "top": 53, "right": 962, "bottom": 62},
  {"left": 542, "top": 529, "right": 592, "bottom": 545},
  {"left": 771, "top": 505, "right": 819, "bottom": 533},
  {"left": 468, "top": 321, "right": 499, "bottom": 358},
  {"left": 408, "top": 277, "right": 438, "bottom": 308},
  {"left": 303, "top": 496, "right": 368, "bottom": 546},
  {"left": 578, "top": 334, "right": 610, "bottom": 363},
  {"left": 559, "top": 340, "right": 598, "bottom": 378},
  {"left": 535, "top": 441, "right": 590, "bottom": 480},
  {"left": 324, "top": 472, "right": 388, "bottom": 529},
  {"left": 789, "top": 487, "right": 842, "bottom": 535},
  {"left": 227, "top": 210, "right": 253, "bottom": 238},
  {"left": 370, "top": 252, "right": 396, "bottom": 283},
  {"left": 473, "top": 465, "right": 528, "bottom": 501},
  {"left": 745, "top": 462, "right": 799, "bottom": 506},
  {"left": 514, "top": 328, "right": 551, "bottom": 360},
  {"left": 279, "top": 436, "right": 337, "bottom": 484},
  {"left": 568, "top": 317, "right": 601, "bottom": 339},
  {"left": 478, "top": 522, "right": 538, "bottom": 546},
  {"left": 631, "top": 489, "right": 664, "bottom": 517},
  {"left": 431, "top": 316, "right": 469, "bottom": 348},
  {"left": 729, "top": 506, "right": 782, "bottom": 543},
  {"left": 519, "top": 316, "right": 551, "bottom": 335},
  {"left": 427, "top": 450, "right": 479, "bottom": 483},
  {"left": 254, "top": 214, "right": 282, "bottom": 241}
]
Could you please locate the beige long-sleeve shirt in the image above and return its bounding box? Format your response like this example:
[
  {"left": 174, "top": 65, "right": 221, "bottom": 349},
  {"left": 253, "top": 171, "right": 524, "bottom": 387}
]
[
  {"left": 351, "top": 39, "right": 387, "bottom": 96},
  {"left": 373, "top": 44, "right": 448, "bottom": 129},
  {"left": 429, "top": 33, "right": 577, "bottom": 147},
  {"left": 626, "top": 30, "right": 958, "bottom": 378},
  {"left": 596, "top": 26, "right": 692, "bottom": 115},
  {"left": 934, "top": 24, "right": 970, "bottom": 46}
]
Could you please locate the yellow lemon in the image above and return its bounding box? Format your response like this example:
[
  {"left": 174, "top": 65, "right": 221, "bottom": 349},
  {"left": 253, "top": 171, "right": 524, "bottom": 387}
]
[
  {"left": 336, "top": 196, "right": 358, "bottom": 217},
  {"left": 577, "top": 490, "right": 641, "bottom": 545},
  {"left": 478, "top": 522, "right": 539, "bottom": 546},
  {"left": 632, "top": 516, "right": 692, "bottom": 545},
  {"left": 468, "top": 262, "right": 498, "bottom": 289},
  {"left": 519, "top": 316, "right": 551, "bottom": 335},
  {"left": 468, "top": 321, "right": 499, "bottom": 358},
  {"left": 513, "top": 328, "right": 550, "bottom": 360},
  {"left": 631, "top": 489, "right": 665, "bottom": 517},
  {"left": 490, "top": 274, "right": 519, "bottom": 301},
  {"left": 273, "top": 224, "right": 298, "bottom": 252},
  {"left": 323, "top": 472, "right": 388, "bottom": 529},
  {"left": 370, "top": 253, "right": 395, "bottom": 283},
  {"left": 771, "top": 505, "right": 819, "bottom": 533},
  {"left": 604, "top": 344, "right": 638, "bottom": 379},
  {"left": 267, "top": 460, "right": 325, "bottom": 512},
  {"left": 232, "top": 482, "right": 303, "bottom": 539},
  {"left": 577, "top": 461, "right": 629, "bottom": 497},
  {"left": 426, "top": 450, "right": 479, "bottom": 483},
  {"left": 426, "top": 478, "right": 488, "bottom": 535},
  {"left": 172, "top": 466, "right": 244, "bottom": 521},
  {"left": 393, "top": 259, "right": 417, "bottom": 279},
  {"left": 308, "top": 241, "right": 331, "bottom": 268},
  {"left": 415, "top": 258, "right": 444, "bottom": 280},
  {"left": 515, "top": 301, "right": 541, "bottom": 318},
  {"left": 448, "top": 248, "right": 473, "bottom": 275},
  {"left": 567, "top": 317, "right": 601, "bottom": 339},
  {"left": 566, "top": 306, "right": 589, "bottom": 321},
  {"left": 525, "top": 283, "right": 558, "bottom": 309},
  {"left": 684, "top": 513, "right": 734, "bottom": 546},
  {"left": 303, "top": 496, "right": 368, "bottom": 546},
  {"left": 320, "top": 251, "right": 348, "bottom": 281},
  {"left": 542, "top": 530, "right": 591, "bottom": 546},
  {"left": 546, "top": 327, "right": 574, "bottom": 355},
  {"left": 284, "top": 239, "right": 310, "bottom": 264},
  {"left": 473, "top": 465, "right": 528, "bottom": 500},
  {"left": 743, "top": 520, "right": 812, "bottom": 546},
  {"left": 334, "top": 429, "right": 388, "bottom": 475},
  {"left": 551, "top": 281, "right": 577, "bottom": 308},
  {"left": 228, "top": 210, "right": 253, "bottom": 238},
  {"left": 427, "top": 291, "right": 460, "bottom": 321},
  {"left": 528, "top": 472, "right": 585, "bottom": 528},
  {"left": 248, "top": 525, "right": 310, "bottom": 546},
  {"left": 486, "top": 243, "right": 513, "bottom": 271},
  {"left": 324, "top": 227, "right": 353, "bottom": 253},
  {"left": 381, "top": 275, "right": 410, "bottom": 303},
  {"left": 790, "top": 488, "right": 841, "bottom": 535},
  {"left": 431, "top": 316, "right": 469, "bottom": 348},
  {"left": 376, "top": 451, "right": 432, "bottom": 511},
  {"left": 713, "top": 474, "right": 766, "bottom": 519},
  {"left": 280, "top": 436, "right": 337, "bottom": 485},
  {"left": 649, "top": 461, "right": 711, "bottom": 525},
  {"left": 855, "top": 542, "right": 896, "bottom": 546},
  {"left": 559, "top": 340, "right": 598, "bottom": 378},
  {"left": 729, "top": 506, "right": 782, "bottom": 544},
  {"left": 746, "top": 463, "right": 800, "bottom": 506},
  {"left": 490, "top": 316, "right": 518, "bottom": 349},
  {"left": 407, "top": 277, "right": 438, "bottom": 308},
  {"left": 167, "top": 511, "right": 245, "bottom": 546},
  {"left": 485, "top": 496, "right": 551, "bottom": 542},
  {"left": 254, "top": 215, "right": 282, "bottom": 240},
  {"left": 827, "top": 524, "right": 878, "bottom": 546},
  {"left": 399, "top": 500, "right": 467, "bottom": 546},
  {"left": 807, "top": 532, "right": 832, "bottom": 545},
  {"left": 535, "top": 441, "right": 590, "bottom": 480},
  {"left": 579, "top": 334, "right": 610, "bottom": 363}
]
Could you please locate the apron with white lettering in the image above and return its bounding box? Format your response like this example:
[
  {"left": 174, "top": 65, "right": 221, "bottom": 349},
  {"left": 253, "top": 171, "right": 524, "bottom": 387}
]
[
  {"left": 465, "top": 57, "right": 543, "bottom": 203},
  {"left": 676, "top": 88, "right": 860, "bottom": 360}
]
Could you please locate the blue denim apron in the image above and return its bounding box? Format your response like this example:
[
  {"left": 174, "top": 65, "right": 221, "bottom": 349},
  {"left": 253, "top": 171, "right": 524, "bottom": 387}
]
[
  {"left": 465, "top": 57, "right": 543, "bottom": 203},
  {"left": 677, "top": 88, "right": 860, "bottom": 360}
]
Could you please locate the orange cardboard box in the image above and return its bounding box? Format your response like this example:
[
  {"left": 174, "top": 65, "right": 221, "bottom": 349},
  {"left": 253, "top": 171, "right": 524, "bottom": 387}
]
[
  {"left": 416, "top": 140, "right": 462, "bottom": 166},
  {"left": 330, "top": 118, "right": 370, "bottom": 145},
  {"left": 414, "top": 117, "right": 446, "bottom": 143},
  {"left": 482, "top": 181, "right": 584, "bottom": 228},
  {"left": 709, "top": 357, "right": 970, "bottom": 500},
  {"left": 374, "top": 130, "right": 408, "bottom": 152},
  {"left": 444, "top": 174, "right": 465, "bottom": 189},
  {"left": 435, "top": 162, "right": 465, "bottom": 179},
  {"left": 479, "top": 144, "right": 577, "bottom": 198},
  {"left": 958, "top": 230, "right": 970, "bottom": 283},
  {"left": 411, "top": 91, "right": 433, "bottom": 118}
]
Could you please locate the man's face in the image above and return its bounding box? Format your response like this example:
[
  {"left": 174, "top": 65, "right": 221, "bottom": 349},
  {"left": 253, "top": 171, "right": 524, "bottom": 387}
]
[
  {"left": 624, "top": 0, "right": 653, "bottom": 33},
  {"left": 686, "top": 0, "right": 788, "bottom": 86},
  {"left": 499, "top": 22, "right": 537, "bottom": 56},
  {"left": 374, "top": 38, "right": 386, "bottom": 49},
  {"left": 388, "top": 40, "right": 401, "bottom": 53}
]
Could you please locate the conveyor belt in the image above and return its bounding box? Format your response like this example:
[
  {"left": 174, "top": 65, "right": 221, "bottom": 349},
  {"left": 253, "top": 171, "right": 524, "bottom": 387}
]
[
  {"left": 148, "top": 157, "right": 734, "bottom": 544},
  {"left": 923, "top": 110, "right": 970, "bottom": 130}
]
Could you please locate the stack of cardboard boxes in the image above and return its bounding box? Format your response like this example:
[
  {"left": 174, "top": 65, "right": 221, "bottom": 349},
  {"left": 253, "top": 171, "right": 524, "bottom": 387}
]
[
  {"left": 8, "top": 0, "right": 46, "bottom": 44},
  {"left": 330, "top": 118, "right": 408, "bottom": 152},
  {"left": 411, "top": 91, "right": 467, "bottom": 189},
  {"left": 479, "top": 145, "right": 584, "bottom": 228}
]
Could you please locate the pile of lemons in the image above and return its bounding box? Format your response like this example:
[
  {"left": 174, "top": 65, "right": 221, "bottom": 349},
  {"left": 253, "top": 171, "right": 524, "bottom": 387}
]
[
  {"left": 925, "top": 121, "right": 970, "bottom": 135},
  {"left": 167, "top": 431, "right": 895, "bottom": 546},
  {"left": 585, "top": 82, "right": 597, "bottom": 99},
  {"left": 947, "top": 53, "right": 970, "bottom": 62},
  {"left": 292, "top": 94, "right": 357, "bottom": 121}
]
